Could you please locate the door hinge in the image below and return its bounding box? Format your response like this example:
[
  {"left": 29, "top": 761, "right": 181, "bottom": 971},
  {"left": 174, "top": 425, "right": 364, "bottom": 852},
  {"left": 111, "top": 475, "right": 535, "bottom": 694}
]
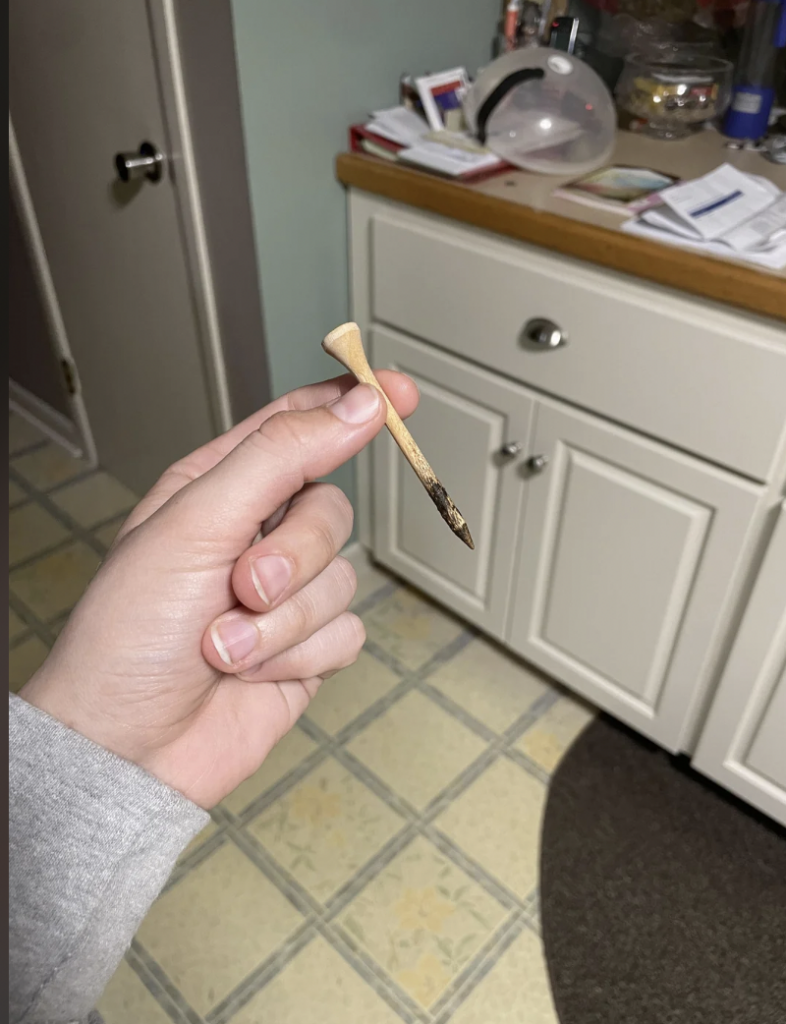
[{"left": 60, "top": 359, "right": 78, "bottom": 396}]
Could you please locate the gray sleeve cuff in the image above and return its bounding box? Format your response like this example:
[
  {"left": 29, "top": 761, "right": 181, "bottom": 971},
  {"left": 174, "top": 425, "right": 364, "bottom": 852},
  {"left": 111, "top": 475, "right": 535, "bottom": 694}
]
[{"left": 9, "top": 693, "right": 210, "bottom": 1024}]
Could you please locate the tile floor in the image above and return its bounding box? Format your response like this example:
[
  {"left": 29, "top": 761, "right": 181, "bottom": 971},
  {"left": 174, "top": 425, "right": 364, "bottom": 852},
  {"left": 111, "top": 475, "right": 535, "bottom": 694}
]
[{"left": 8, "top": 411, "right": 596, "bottom": 1024}]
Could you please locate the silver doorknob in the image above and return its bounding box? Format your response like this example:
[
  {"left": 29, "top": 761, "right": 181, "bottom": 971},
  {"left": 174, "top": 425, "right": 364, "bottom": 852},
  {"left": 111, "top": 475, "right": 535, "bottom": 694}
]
[
  {"left": 527, "top": 454, "right": 549, "bottom": 472},
  {"left": 499, "top": 441, "right": 522, "bottom": 459},
  {"left": 114, "top": 141, "right": 165, "bottom": 184},
  {"left": 522, "top": 318, "right": 567, "bottom": 349}
]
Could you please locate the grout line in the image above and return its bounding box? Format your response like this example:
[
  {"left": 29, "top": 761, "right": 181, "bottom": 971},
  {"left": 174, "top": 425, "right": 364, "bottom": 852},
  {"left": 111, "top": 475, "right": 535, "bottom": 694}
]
[
  {"left": 8, "top": 592, "right": 58, "bottom": 650},
  {"left": 431, "top": 912, "right": 529, "bottom": 1024},
  {"left": 204, "top": 923, "right": 316, "bottom": 1024},
  {"left": 228, "top": 826, "right": 324, "bottom": 920},
  {"left": 317, "top": 919, "right": 428, "bottom": 1024},
  {"left": 8, "top": 465, "right": 110, "bottom": 562},
  {"left": 128, "top": 941, "right": 205, "bottom": 1024}
]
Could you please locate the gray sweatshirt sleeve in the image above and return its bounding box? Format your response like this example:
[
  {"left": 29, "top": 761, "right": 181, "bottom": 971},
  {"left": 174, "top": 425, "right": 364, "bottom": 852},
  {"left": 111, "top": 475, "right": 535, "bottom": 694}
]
[{"left": 9, "top": 693, "right": 210, "bottom": 1024}]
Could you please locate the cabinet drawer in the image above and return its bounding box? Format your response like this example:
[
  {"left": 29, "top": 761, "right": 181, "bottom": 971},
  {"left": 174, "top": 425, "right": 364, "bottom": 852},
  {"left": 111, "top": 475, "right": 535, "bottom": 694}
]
[{"left": 370, "top": 208, "right": 786, "bottom": 481}]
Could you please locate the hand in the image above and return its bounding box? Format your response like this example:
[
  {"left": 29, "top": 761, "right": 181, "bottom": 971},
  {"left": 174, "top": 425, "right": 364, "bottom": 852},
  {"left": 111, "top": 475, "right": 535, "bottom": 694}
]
[{"left": 20, "top": 373, "right": 419, "bottom": 808}]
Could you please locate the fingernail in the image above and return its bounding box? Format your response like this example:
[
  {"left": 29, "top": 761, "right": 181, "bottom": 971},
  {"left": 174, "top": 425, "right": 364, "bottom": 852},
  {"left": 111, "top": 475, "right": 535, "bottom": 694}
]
[
  {"left": 251, "top": 554, "right": 291, "bottom": 605},
  {"left": 329, "top": 384, "right": 381, "bottom": 424},
  {"left": 212, "top": 616, "right": 258, "bottom": 666}
]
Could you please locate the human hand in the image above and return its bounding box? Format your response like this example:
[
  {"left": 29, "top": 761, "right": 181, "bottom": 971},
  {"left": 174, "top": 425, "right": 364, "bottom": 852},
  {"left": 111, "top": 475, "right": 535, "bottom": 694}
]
[{"left": 20, "top": 373, "right": 418, "bottom": 808}]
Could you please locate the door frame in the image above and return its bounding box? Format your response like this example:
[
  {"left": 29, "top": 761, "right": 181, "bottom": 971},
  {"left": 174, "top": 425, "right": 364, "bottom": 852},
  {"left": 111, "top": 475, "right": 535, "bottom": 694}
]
[
  {"left": 9, "top": 0, "right": 271, "bottom": 456},
  {"left": 9, "top": 117, "right": 98, "bottom": 464}
]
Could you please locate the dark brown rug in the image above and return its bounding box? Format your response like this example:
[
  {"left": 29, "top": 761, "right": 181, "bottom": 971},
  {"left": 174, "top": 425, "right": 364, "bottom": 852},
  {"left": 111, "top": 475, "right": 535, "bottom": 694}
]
[{"left": 540, "top": 714, "right": 786, "bottom": 1024}]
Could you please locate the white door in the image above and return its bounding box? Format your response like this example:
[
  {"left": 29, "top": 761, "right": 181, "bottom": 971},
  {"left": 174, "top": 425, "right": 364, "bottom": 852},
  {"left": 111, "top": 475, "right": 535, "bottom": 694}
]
[
  {"left": 371, "top": 327, "right": 534, "bottom": 639},
  {"left": 693, "top": 502, "right": 786, "bottom": 828},
  {"left": 9, "top": 0, "right": 222, "bottom": 493},
  {"left": 507, "top": 401, "right": 762, "bottom": 751}
]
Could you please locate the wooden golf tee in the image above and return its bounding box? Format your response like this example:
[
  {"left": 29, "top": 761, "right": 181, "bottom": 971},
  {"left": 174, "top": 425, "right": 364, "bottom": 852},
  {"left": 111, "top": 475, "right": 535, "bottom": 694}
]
[{"left": 322, "top": 322, "right": 474, "bottom": 550}]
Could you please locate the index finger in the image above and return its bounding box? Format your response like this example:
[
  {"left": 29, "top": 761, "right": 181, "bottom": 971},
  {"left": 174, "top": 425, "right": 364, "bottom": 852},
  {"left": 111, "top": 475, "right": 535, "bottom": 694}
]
[{"left": 119, "top": 370, "right": 418, "bottom": 536}]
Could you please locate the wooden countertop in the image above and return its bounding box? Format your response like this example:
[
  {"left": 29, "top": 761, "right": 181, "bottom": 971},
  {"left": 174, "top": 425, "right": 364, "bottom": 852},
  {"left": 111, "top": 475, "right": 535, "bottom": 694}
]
[{"left": 336, "top": 131, "right": 786, "bottom": 324}]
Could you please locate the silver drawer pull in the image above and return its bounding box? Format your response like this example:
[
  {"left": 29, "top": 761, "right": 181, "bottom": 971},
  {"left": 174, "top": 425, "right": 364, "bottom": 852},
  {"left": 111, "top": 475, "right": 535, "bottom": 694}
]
[
  {"left": 527, "top": 454, "right": 549, "bottom": 472},
  {"left": 499, "top": 441, "right": 522, "bottom": 459},
  {"left": 522, "top": 318, "right": 567, "bottom": 349}
]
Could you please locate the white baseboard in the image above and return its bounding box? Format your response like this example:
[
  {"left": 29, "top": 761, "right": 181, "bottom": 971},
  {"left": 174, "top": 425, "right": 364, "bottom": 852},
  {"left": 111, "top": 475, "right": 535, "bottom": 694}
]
[{"left": 9, "top": 379, "right": 83, "bottom": 458}]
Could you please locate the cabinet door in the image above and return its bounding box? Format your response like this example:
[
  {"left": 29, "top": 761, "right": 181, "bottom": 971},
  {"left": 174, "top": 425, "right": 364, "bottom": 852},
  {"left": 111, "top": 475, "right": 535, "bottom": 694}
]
[
  {"left": 371, "top": 326, "right": 534, "bottom": 638},
  {"left": 507, "top": 401, "right": 762, "bottom": 750},
  {"left": 693, "top": 503, "right": 786, "bottom": 827}
]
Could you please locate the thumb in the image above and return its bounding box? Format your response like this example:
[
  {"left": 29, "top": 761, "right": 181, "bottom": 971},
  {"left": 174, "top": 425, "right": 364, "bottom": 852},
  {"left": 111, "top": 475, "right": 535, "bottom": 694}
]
[{"left": 156, "top": 383, "right": 385, "bottom": 552}]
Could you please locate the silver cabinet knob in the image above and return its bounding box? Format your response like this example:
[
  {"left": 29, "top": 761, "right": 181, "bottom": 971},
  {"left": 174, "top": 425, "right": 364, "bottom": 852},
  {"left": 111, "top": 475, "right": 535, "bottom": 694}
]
[
  {"left": 499, "top": 441, "right": 522, "bottom": 459},
  {"left": 522, "top": 318, "right": 567, "bottom": 349},
  {"left": 114, "top": 141, "right": 165, "bottom": 184},
  {"left": 527, "top": 454, "right": 549, "bottom": 472}
]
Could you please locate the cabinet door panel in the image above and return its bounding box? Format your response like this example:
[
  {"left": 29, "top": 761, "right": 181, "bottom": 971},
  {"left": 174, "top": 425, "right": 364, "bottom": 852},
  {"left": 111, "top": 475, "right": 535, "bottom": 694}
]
[
  {"left": 694, "top": 503, "right": 786, "bottom": 827},
  {"left": 508, "top": 401, "right": 762, "bottom": 750},
  {"left": 371, "top": 326, "right": 534, "bottom": 638}
]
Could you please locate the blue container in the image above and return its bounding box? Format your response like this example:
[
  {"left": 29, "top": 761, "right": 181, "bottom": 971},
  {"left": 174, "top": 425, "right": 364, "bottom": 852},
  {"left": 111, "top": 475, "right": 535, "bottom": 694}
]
[{"left": 723, "top": 0, "right": 786, "bottom": 140}]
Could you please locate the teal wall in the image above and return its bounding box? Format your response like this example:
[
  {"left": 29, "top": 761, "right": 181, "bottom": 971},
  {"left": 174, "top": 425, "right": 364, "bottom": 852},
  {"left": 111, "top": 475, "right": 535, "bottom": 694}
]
[{"left": 231, "top": 0, "right": 497, "bottom": 509}]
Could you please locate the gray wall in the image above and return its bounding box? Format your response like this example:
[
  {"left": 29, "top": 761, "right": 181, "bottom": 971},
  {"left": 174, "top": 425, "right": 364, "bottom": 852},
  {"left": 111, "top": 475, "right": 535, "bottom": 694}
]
[{"left": 231, "top": 0, "right": 498, "bottom": 506}]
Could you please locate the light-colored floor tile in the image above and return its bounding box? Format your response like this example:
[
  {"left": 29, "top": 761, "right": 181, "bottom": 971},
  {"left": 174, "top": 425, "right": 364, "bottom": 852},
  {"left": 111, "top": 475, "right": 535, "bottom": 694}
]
[
  {"left": 222, "top": 728, "right": 318, "bottom": 816},
  {"left": 178, "top": 819, "right": 220, "bottom": 863},
  {"left": 450, "top": 927, "right": 559, "bottom": 1024},
  {"left": 9, "top": 608, "right": 28, "bottom": 642},
  {"left": 136, "top": 843, "right": 303, "bottom": 1014},
  {"left": 9, "top": 414, "right": 46, "bottom": 455},
  {"left": 93, "top": 515, "right": 128, "bottom": 549},
  {"left": 95, "top": 959, "right": 172, "bottom": 1024},
  {"left": 351, "top": 560, "right": 394, "bottom": 609},
  {"left": 362, "top": 588, "right": 463, "bottom": 671},
  {"left": 249, "top": 757, "right": 403, "bottom": 903},
  {"left": 9, "top": 503, "right": 70, "bottom": 565},
  {"left": 435, "top": 758, "right": 545, "bottom": 900},
  {"left": 52, "top": 471, "right": 137, "bottom": 528},
  {"left": 347, "top": 691, "right": 486, "bottom": 809},
  {"left": 339, "top": 835, "right": 507, "bottom": 1010},
  {"left": 12, "top": 444, "right": 86, "bottom": 491},
  {"left": 232, "top": 935, "right": 401, "bottom": 1024},
  {"left": 9, "top": 636, "right": 50, "bottom": 692},
  {"left": 9, "top": 541, "right": 100, "bottom": 621},
  {"left": 307, "top": 651, "right": 402, "bottom": 735},
  {"left": 9, "top": 480, "right": 28, "bottom": 508},
  {"left": 429, "top": 638, "right": 552, "bottom": 734},
  {"left": 516, "top": 694, "right": 595, "bottom": 773}
]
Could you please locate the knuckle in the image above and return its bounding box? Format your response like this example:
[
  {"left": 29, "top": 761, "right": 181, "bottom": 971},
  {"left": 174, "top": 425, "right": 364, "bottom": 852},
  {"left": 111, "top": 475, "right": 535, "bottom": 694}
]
[{"left": 332, "top": 556, "right": 358, "bottom": 602}]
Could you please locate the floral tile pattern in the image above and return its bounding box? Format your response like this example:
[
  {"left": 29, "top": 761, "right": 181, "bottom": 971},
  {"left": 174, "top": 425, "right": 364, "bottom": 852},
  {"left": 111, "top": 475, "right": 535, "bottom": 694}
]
[
  {"left": 231, "top": 936, "right": 402, "bottom": 1024},
  {"left": 248, "top": 757, "right": 403, "bottom": 901},
  {"left": 306, "top": 650, "right": 401, "bottom": 736},
  {"left": 51, "top": 471, "right": 137, "bottom": 528},
  {"left": 435, "top": 758, "right": 546, "bottom": 900},
  {"left": 136, "top": 844, "right": 303, "bottom": 1014},
  {"left": 362, "top": 587, "right": 464, "bottom": 670},
  {"left": 339, "top": 836, "right": 508, "bottom": 1009},
  {"left": 9, "top": 540, "right": 101, "bottom": 621},
  {"left": 428, "top": 637, "right": 552, "bottom": 734},
  {"left": 516, "top": 694, "right": 596, "bottom": 773},
  {"left": 450, "top": 927, "right": 559, "bottom": 1024},
  {"left": 346, "top": 690, "right": 487, "bottom": 809},
  {"left": 7, "top": 418, "right": 594, "bottom": 1024}
]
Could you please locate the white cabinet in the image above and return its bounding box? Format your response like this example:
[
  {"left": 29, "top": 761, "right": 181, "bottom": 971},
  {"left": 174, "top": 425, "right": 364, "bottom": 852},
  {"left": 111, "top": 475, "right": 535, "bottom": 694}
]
[
  {"left": 370, "top": 326, "right": 534, "bottom": 639},
  {"left": 693, "top": 503, "right": 786, "bottom": 827},
  {"left": 507, "top": 402, "right": 762, "bottom": 751},
  {"left": 350, "top": 189, "right": 786, "bottom": 821}
]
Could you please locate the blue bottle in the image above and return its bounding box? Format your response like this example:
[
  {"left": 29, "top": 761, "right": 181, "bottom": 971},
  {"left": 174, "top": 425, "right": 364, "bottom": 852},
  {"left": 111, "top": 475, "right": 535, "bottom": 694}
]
[{"left": 723, "top": 0, "right": 786, "bottom": 140}]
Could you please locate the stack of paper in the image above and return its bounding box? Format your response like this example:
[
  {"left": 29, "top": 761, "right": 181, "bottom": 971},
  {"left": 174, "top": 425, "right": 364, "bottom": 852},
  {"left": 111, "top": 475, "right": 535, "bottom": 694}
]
[
  {"left": 362, "top": 105, "right": 506, "bottom": 179},
  {"left": 622, "top": 164, "right": 786, "bottom": 270}
]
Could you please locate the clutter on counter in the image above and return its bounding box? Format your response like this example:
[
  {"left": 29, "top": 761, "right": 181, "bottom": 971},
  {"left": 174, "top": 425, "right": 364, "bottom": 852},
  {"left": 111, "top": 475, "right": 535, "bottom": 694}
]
[{"left": 622, "top": 162, "right": 786, "bottom": 268}]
